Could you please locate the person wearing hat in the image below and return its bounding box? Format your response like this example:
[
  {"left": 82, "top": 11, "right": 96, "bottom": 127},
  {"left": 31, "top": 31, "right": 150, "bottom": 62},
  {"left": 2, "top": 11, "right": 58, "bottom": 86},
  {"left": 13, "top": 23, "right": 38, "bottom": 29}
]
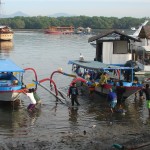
[{"left": 68, "top": 82, "right": 80, "bottom": 106}]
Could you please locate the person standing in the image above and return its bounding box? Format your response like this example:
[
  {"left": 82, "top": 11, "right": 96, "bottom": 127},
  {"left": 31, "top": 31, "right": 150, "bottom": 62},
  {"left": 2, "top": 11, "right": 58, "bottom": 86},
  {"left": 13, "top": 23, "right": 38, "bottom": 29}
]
[
  {"left": 99, "top": 72, "right": 108, "bottom": 92},
  {"left": 68, "top": 83, "right": 80, "bottom": 106},
  {"left": 143, "top": 84, "right": 150, "bottom": 116},
  {"left": 116, "top": 80, "right": 126, "bottom": 108},
  {"left": 107, "top": 88, "right": 117, "bottom": 113}
]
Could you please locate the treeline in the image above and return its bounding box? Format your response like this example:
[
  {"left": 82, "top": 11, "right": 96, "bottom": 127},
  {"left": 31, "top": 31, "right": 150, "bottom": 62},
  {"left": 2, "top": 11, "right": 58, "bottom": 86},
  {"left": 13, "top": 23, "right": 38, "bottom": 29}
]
[{"left": 0, "top": 16, "right": 149, "bottom": 29}]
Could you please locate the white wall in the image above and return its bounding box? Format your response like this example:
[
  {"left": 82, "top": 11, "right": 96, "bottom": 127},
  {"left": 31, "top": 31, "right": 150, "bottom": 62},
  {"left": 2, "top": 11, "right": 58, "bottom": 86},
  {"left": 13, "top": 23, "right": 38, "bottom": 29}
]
[
  {"left": 144, "top": 65, "right": 150, "bottom": 71},
  {"left": 102, "top": 42, "right": 132, "bottom": 65}
]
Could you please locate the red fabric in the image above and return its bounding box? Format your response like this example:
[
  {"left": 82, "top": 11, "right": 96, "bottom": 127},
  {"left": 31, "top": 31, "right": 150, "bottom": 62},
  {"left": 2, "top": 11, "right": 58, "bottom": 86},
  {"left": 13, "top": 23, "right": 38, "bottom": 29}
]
[{"left": 103, "top": 84, "right": 112, "bottom": 89}]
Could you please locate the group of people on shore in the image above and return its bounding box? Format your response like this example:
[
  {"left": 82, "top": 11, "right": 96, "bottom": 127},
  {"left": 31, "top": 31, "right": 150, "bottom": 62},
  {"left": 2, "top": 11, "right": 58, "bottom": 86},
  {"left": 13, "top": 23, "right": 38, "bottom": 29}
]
[{"left": 69, "top": 70, "right": 150, "bottom": 116}]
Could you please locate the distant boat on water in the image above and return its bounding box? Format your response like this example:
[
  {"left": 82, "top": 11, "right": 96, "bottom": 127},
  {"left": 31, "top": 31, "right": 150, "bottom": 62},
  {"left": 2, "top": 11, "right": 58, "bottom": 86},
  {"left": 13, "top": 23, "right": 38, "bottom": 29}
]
[
  {"left": 44, "top": 26, "right": 74, "bottom": 34},
  {"left": 0, "top": 0, "right": 14, "bottom": 41},
  {"left": 131, "top": 27, "right": 136, "bottom": 31},
  {"left": 0, "top": 26, "right": 14, "bottom": 41},
  {"left": 75, "top": 27, "right": 92, "bottom": 34}
]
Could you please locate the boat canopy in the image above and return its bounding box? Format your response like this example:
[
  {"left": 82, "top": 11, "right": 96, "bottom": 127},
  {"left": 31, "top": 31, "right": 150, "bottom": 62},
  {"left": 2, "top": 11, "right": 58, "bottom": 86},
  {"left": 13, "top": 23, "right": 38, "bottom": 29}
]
[
  {"left": 68, "top": 60, "right": 133, "bottom": 71},
  {"left": 0, "top": 59, "right": 24, "bottom": 72}
]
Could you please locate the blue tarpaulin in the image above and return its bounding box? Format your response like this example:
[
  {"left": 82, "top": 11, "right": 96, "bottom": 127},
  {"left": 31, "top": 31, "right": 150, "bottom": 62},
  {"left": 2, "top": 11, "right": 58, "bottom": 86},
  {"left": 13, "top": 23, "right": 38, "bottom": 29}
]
[{"left": 0, "top": 59, "right": 24, "bottom": 72}]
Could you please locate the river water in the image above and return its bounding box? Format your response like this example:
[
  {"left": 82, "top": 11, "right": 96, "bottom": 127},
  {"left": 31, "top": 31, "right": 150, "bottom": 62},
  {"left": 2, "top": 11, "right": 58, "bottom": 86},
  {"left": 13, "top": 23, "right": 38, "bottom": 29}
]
[{"left": 0, "top": 31, "right": 150, "bottom": 150}]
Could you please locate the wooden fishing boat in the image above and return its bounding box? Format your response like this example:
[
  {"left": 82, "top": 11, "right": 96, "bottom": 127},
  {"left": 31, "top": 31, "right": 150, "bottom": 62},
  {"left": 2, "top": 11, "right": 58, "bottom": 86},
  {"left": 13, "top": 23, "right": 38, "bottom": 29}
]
[
  {"left": 0, "top": 26, "right": 13, "bottom": 41},
  {"left": 44, "top": 26, "right": 74, "bottom": 34},
  {"left": 0, "top": 59, "right": 25, "bottom": 101},
  {"left": 0, "top": 59, "right": 39, "bottom": 102},
  {"left": 0, "top": 0, "right": 14, "bottom": 41},
  {"left": 68, "top": 60, "right": 143, "bottom": 99}
]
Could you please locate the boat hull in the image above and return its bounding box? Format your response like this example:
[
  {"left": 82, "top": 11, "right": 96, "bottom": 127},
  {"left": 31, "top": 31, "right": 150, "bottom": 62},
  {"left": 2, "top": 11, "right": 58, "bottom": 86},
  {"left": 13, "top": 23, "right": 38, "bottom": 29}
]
[
  {"left": 0, "top": 33, "right": 13, "bottom": 41},
  {"left": 77, "top": 81, "right": 140, "bottom": 99},
  {"left": 45, "top": 30, "right": 74, "bottom": 35},
  {"left": 0, "top": 91, "right": 22, "bottom": 102}
]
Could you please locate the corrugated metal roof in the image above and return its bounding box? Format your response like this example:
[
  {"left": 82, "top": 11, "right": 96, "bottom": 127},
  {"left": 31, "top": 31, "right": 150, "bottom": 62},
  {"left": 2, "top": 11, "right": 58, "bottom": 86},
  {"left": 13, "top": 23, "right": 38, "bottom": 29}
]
[
  {"left": 88, "top": 30, "right": 141, "bottom": 43},
  {"left": 0, "top": 59, "right": 24, "bottom": 72}
]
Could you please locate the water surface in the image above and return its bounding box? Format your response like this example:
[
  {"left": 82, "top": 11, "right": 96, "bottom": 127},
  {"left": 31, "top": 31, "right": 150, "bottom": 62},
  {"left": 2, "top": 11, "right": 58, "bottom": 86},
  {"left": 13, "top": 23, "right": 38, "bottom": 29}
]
[{"left": 0, "top": 31, "right": 150, "bottom": 149}]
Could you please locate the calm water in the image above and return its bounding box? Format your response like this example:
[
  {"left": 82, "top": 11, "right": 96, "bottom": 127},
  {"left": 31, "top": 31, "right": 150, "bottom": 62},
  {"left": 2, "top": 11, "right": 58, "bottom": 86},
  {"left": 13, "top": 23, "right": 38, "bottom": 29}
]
[{"left": 0, "top": 31, "right": 149, "bottom": 149}]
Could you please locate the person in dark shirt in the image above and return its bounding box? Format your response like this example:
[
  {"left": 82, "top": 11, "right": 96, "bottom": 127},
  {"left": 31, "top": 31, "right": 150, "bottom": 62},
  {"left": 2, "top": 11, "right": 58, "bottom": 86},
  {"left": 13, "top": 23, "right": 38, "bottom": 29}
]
[
  {"left": 116, "top": 80, "right": 126, "bottom": 108},
  {"left": 68, "top": 82, "right": 80, "bottom": 106},
  {"left": 143, "top": 84, "right": 150, "bottom": 116}
]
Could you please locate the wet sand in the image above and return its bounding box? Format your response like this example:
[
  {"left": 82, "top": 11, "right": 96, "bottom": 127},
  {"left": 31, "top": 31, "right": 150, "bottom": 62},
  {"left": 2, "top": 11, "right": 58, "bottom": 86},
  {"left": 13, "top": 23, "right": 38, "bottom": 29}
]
[
  {"left": 1, "top": 93, "right": 150, "bottom": 150},
  {"left": 1, "top": 122, "right": 150, "bottom": 150}
]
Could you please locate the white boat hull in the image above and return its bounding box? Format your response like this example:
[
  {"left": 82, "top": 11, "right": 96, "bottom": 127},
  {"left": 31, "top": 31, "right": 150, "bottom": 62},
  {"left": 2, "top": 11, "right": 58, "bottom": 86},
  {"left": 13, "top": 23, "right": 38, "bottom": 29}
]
[{"left": 0, "top": 91, "right": 22, "bottom": 102}]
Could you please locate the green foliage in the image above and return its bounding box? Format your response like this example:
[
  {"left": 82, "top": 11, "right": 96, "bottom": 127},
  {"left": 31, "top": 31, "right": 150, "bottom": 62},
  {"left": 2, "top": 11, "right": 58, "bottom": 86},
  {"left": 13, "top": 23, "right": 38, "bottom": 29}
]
[{"left": 0, "top": 16, "right": 149, "bottom": 29}]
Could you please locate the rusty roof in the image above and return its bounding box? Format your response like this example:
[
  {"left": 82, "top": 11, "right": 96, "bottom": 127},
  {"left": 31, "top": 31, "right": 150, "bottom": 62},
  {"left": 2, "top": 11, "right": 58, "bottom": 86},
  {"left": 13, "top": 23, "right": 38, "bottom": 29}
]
[{"left": 138, "top": 26, "right": 150, "bottom": 39}]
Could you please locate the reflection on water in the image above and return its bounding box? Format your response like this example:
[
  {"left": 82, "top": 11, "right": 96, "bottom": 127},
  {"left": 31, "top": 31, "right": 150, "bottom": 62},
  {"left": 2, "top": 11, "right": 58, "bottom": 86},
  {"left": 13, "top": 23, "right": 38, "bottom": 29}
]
[
  {"left": 0, "top": 101, "right": 41, "bottom": 137},
  {"left": 0, "top": 41, "right": 13, "bottom": 57},
  {"left": 69, "top": 107, "right": 78, "bottom": 123}
]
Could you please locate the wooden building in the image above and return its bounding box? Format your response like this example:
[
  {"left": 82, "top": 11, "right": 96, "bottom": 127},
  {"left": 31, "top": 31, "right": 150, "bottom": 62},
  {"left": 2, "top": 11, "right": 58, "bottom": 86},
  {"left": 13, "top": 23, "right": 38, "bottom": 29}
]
[{"left": 88, "top": 30, "right": 140, "bottom": 66}]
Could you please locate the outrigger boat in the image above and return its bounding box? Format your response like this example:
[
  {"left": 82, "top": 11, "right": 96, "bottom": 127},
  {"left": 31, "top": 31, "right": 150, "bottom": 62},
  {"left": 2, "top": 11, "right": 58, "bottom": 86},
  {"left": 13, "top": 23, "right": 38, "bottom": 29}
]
[
  {"left": 68, "top": 60, "right": 143, "bottom": 99},
  {"left": 0, "top": 59, "right": 25, "bottom": 101},
  {"left": 0, "top": 59, "right": 38, "bottom": 102}
]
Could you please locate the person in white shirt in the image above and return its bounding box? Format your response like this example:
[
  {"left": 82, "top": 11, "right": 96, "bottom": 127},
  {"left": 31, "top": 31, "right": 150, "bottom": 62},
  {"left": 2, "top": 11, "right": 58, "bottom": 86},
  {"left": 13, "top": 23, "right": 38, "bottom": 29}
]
[{"left": 26, "top": 89, "right": 37, "bottom": 111}]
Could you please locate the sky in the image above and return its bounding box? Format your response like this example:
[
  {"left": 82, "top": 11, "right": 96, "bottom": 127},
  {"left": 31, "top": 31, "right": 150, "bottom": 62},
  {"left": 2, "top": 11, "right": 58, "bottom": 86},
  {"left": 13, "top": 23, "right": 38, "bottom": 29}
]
[{"left": 1, "top": 0, "right": 150, "bottom": 18}]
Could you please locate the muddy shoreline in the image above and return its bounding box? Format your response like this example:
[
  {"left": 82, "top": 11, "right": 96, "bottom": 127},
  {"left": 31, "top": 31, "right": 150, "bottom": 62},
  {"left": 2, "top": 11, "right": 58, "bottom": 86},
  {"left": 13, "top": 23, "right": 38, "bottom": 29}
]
[{"left": 1, "top": 121, "right": 150, "bottom": 150}]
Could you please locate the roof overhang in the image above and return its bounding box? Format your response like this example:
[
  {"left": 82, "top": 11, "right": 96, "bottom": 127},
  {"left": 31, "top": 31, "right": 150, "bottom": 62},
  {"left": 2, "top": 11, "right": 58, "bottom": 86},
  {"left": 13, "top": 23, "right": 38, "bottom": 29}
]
[
  {"left": 88, "top": 30, "right": 141, "bottom": 43},
  {"left": 0, "top": 59, "right": 24, "bottom": 72}
]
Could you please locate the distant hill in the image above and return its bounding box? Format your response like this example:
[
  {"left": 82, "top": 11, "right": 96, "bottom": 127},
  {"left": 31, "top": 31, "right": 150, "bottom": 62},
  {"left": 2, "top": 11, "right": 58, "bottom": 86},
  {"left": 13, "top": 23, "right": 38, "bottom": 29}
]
[
  {"left": 2, "top": 11, "right": 29, "bottom": 18},
  {"left": 1, "top": 11, "right": 76, "bottom": 18},
  {"left": 49, "top": 13, "right": 76, "bottom": 17}
]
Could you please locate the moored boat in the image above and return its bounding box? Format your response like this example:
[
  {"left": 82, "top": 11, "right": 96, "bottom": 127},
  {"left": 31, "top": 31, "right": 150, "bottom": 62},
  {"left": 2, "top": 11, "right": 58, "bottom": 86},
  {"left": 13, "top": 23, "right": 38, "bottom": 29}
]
[
  {"left": 68, "top": 60, "right": 143, "bottom": 99},
  {"left": 0, "top": 59, "right": 25, "bottom": 101},
  {"left": 44, "top": 26, "right": 74, "bottom": 34},
  {"left": 0, "top": 59, "right": 39, "bottom": 102},
  {"left": 0, "top": 25, "right": 14, "bottom": 41},
  {"left": 0, "top": 1, "right": 14, "bottom": 41},
  {"left": 131, "top": 27, "right": 136, "bottom": 31}
]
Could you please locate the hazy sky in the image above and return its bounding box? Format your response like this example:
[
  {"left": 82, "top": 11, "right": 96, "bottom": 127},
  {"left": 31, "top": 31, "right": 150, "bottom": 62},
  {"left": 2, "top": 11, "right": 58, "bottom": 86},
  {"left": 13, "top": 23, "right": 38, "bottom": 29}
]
[{"left": 1, "top": 0, "right": 150, "bottom": 18}]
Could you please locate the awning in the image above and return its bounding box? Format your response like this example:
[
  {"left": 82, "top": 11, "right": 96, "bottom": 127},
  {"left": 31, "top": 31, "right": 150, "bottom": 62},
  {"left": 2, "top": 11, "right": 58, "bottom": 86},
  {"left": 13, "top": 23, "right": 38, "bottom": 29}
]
[
  {"left": 0, "top": 59, "right": 24, "bottom": 72},
  {"left": 142, "top": 46, "right": 150, "bottom": 52},
  {"left": 68, "top": 60, "right": 133, "bottom": 70}
]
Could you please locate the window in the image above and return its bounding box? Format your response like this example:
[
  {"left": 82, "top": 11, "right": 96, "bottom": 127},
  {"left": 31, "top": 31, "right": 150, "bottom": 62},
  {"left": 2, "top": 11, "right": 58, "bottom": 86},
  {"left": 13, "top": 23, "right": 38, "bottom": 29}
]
[{"left": 113, "top": 41, "right": 128, "bottom": 54}]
